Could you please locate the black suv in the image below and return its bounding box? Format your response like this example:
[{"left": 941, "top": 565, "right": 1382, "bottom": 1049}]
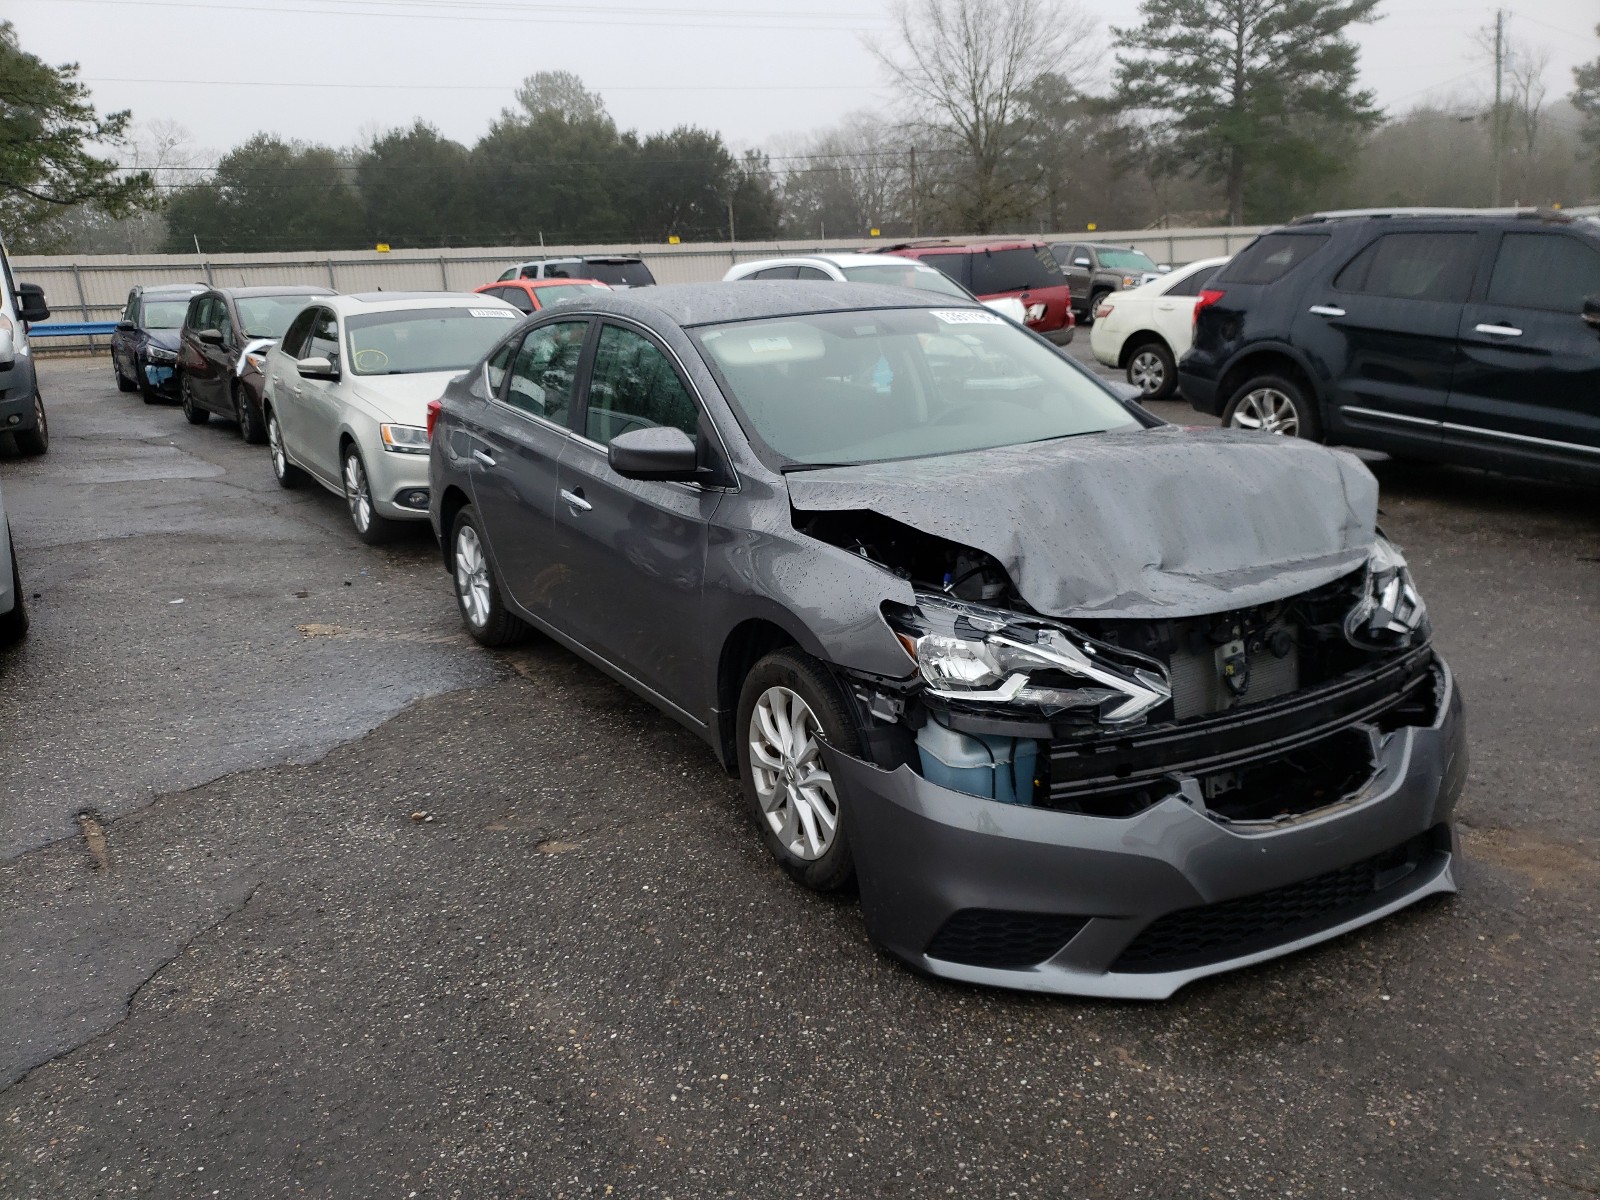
[{"left": 1179, "top": 209, "right": 1600, "bottom": 485}]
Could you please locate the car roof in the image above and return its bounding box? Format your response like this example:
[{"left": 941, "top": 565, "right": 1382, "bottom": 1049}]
[
  {"left": 739, "top": 253, "right": 948, "bottom": 270},
  {"left": 138, "top": 284, "right": 207, "bottom": 295},
  {"left": 332, "top": 292, "right": 516, "bottom": 313},
  {"left": 551, "top": 280, "right": 980, "bottom": 327},
  {"left": 519, "top": 277, "right": 610, "bottom": 288},
  {"left": 512, "top": 255, "right": 644, "bottom": 267},
  {"left": 878, "top": 238, "right": 1046, "bottom": 254},
  {"left": 213, "top": 285, "right": 337, "bottom": 298}
]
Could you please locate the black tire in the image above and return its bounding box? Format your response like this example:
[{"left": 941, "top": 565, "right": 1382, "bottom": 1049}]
[
  {"left": 266, "top": 406, "right": 306, "bottom": 489},
  {"left": 13, "top": 390, "right": 48, "bottom": 456},
  {"left": 341, "top": 443, "right": 401, "bottom": 546},
  {"left": 736, "top": 647, "right": 862, "bottom": 893},
  {"left": 114, "top": 359, "right": 136, "bottom": 392},
  {"left": 0, "top": 532, "right": 27, "bottom": 645},
  {"left": 180, "top": 374, "right": 210, "bottom": 425},
  {"left": 448, "top": 504, "right": 529, "bottom": 647},
  {"left": 1124, "top": 338, "right": 1177, "bottom": 402},
  {"left": 1083, "top": 288, "right": 1111, "bottom": 325},
  {"left": 234, "top": 383, "right": 266, "bottom": 444},
  {"left": 1221, "top": 372, "right": 1322, "bottom": 441}
]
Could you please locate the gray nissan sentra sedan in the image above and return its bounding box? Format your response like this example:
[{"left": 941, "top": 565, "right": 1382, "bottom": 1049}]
[{"left": 428, "top": 282, "right": 1466, "bottom": 1000}]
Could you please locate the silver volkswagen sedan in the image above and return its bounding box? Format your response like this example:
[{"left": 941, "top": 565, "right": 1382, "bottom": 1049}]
[{"left": 426, "top": 282, "right": 1466, "bottom": 1000}]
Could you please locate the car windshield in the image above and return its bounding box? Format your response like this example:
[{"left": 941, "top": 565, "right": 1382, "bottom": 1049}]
[
  {"left": 841, "top": 264, "right": 970, "bottom": 300},
  {"left": 535, "top": 282, "right": 610, "bottom": 305},
  {"left": 345, "top": 306, "right": 518, "bottom": 376},
  {"left": 141, "top": 300, "right": 191, "bottom": 329},
  {"left": 236, "top": 295, "right": 327, "bottom": 339},
  {"left": 693, "top": 307, "right": 1138, "bottom": 467},
  {"left": 968, "top": 247, "right": 1066, "bottom": 294},
  {"left": 1096, "top": 248, "right": 1158, "bottom": 272}
]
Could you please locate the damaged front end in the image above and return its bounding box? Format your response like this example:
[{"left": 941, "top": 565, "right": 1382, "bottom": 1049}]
[{"left": 799, "top": 511, "right": 1463, "bottom": 997}]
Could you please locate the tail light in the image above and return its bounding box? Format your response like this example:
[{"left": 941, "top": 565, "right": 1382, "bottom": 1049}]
[
  {"left": 1095, "top": 301, "right": 1115, "bottom": 321},
  {"left": 1194, "top": 289, "right": 1226, "bottom": 330},
  {"left": 1025, "top": 302, "right": 1047, "bottom": 322},
  {"left": 426, "top": 398, "right": 443, "bottom": 440}
]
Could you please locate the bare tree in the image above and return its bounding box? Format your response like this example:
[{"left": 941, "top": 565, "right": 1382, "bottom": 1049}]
[
  {"left": 1507, "top": 43, "right": 1550, "bottom": 202},
  {"left": 871, "top": 0, "right": 1094, "bottom": 232},
  {"left": 777, "top": 116, "right": 912, "bottom": 239}
]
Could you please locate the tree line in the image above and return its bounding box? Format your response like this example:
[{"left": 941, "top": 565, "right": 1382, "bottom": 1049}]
[{"left": 4, "top": 3, "right": 1599, "bottom": 257}]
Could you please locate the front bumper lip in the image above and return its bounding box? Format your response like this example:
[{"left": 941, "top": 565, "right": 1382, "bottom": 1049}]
[
  {"left": 828, "top": 661, "right": 1466, "bottom": 1000},
  {"left": 364, "top": 443, "right": 432, "bottom": 520}
]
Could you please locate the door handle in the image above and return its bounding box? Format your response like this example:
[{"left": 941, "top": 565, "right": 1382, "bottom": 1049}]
[
  {"left": 291, "top": 386, "right": 303, "bottom": 396},
  {"left": 1308, "top": 305, "right": 1346, "bottom": 318},
  {"left": 471, "top": 449, "right": 497, "bottom": 468},
  {"left": 1474, "top": 323, "right": 1523, "bottom": 337},
  {"left": 560, "top": 488, "right": 592, "bottom": 513}
]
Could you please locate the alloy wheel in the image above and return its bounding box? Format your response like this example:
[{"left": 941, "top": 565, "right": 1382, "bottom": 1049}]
[
  {"left": 33, "top": 393, "right": 46, "bottom": 439},
  {"left": 1128, "top": 350, "right": 1166, "bottom": 395},
  {"left": 268, "top": 415, "right": 288, "bottom": 478},
  {"left": 748, "top": 686, "right": 839, "bottom": 862},
  {"left": 454, "top": 524, "right": 492, "bottom": 629},
  {"left": 343, "top": 451, "right": 372, "bottom": 533},
  {"left": 1229, "top": 388, "right": 1300, "bottom": 436}
]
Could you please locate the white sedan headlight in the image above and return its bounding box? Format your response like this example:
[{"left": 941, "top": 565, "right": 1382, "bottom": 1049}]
[{"left": 379, "top": 423, "right": 430, "bottom": 455}]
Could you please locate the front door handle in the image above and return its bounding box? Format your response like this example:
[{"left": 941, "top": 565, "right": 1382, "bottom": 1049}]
[
  {"left": 471, "top": 449, "right": 497, "bottom": 468},
  {"left": 1474, "top": 323, "right": 1523, "bottom": 337},
  {"left": 1308, "top": 305, "right": 1346, "bottom": 318},
  {"left": 560, "top": 487, "right": 592, "bottom": 513}
]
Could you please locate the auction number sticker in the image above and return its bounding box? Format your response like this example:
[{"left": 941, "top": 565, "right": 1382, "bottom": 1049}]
[
  {"left": 931, "top": 309, "right": 1004, "bottom": 325},
  {"left": 469, "top": 308, "right": 518, "bottom": 318}
]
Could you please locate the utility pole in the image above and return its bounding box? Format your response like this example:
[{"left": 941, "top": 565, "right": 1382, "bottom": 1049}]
[
  {"left": 1491, "top": 8, "right": 1505, "bottom": 207},
  {"left": 726, "top": 193, "right": 737, "bottom": 245},
  {"left": 909, "top": 145, "right": 920, "bottom": 238}
]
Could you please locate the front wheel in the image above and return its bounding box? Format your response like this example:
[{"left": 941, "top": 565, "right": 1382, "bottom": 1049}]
[
  {"left": 13, "top": 390, "right": 48, "bottom": 456},
  {"left": 180, "top": 375, "right": 210, "bottom": 425},
  {"left": 736, "top": 647, "right": 862, "bottom": 893},
  {"left": 1082, "top": 289, "right": 1110, "bottom": 325},
  {"left": 1222, "top": 374, "right": 1321, "bottom": 440},
  {"left": 1125, "top": 340, "right": 1177, "bottom": 401},
  {"left": 267, "top": 408, "right": 306, "bottom": 489},
  {"left": 449, "top": 505, "right": 528, "bottom": 647},
  {"left": 235, "top": 383, "right": 266, "bottom": 444},
  {"left": 341, "top": 443, "right": 401, "bottom": 545}
]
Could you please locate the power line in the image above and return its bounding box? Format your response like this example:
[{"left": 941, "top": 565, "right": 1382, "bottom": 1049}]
[{"left": 85, "top": 76, "right": 887, "bottom": 94}]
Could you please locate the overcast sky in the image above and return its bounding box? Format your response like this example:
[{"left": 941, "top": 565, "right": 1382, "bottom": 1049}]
[{"left": 10, "top": 0, "right": 1598, "bottom": 166}]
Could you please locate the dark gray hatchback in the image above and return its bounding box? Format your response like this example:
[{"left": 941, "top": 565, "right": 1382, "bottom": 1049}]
[{"left": 429, "top": 282, "right": 1466, "bottom": 999}]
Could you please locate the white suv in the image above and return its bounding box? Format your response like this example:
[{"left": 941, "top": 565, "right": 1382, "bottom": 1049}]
[
  {"left": 497, "top": 256, "right": 656, "bottom": 289},
  {"left": 724, "top": 253, "right": 1027, "bottom": 324}
]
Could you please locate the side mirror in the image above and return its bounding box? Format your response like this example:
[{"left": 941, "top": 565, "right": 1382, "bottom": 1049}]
[
  {"left": 198, "top": 328, "right": 225, "bottom": 346},
  {"left": 1157, "top": 264, "right": 1172, "bottom": 274},
  {"left": 1583, "top": 294, "right": 1600, "bottom": 331},
  {"left": 1072, "top": 257, "right": 1091, "bottom": 268},
  {"left": 17, "top": 283, "right": 50, "bottom": 323},
  {"left": 116, "top": 319, "right": 137, "bottom": 332},
  {"left": 608, "top": 426, "right": 699, "bottom": 482},
  {"left": 296, "top": 355, "right": 340, "bottom": 380}
]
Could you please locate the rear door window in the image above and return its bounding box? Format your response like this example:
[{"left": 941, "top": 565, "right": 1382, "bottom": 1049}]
[
  {"left": 504, "top": 320, "right": 588, "bottom": 424},
  {"left": 1221, "top": 233, "right": 1330, "bottom": 285},
  {"left": 1333, "top": 232, "right": 1479, "bottom": 303},
  {"left": 751, "top": 265, "right": 798, "bottom": 280},
  {"left": 970, "top": 247, "right": 1066, "bottom": 294},
  {"left": 795, "top": 266, "right": 833, "bottom": 280},
  {"left": 1165, "top": 265, "right": 1222, "bottom": 297},
  {"left": 1485, "top": 232, "right": 1600, "bottom": 313},
  {"left": 581, "top": 260, "right": 655, "bottom": 287}
]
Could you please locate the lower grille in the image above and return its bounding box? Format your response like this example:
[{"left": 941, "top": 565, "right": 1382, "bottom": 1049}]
[
  {"left": 926, "top": 909, "right": 1089, "bottom": 970},
  {"left": 1112, "top": 829, "right": 1445, "bottom": 973}
]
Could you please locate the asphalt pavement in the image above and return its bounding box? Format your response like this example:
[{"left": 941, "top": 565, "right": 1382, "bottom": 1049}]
[{"left": 1, "top": 351, "right": 1596, "bottom": 1198}]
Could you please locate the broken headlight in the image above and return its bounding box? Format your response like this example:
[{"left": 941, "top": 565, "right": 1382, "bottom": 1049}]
[
  {"left": 887, "top": 593, "right": 1170, "bottom": 724},
  {"left": 1346, "top": 536, "right": 1429, "bottom": 649}
]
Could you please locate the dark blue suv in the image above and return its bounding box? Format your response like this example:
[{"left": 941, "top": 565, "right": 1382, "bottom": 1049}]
[{"left": 1179, "top": 209, "right": 1600, "bottom": 486}]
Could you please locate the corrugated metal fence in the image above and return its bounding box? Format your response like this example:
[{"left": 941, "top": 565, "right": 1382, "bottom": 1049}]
[{"left": 15, "top": 227, "right": 1270, "bottom": 352}]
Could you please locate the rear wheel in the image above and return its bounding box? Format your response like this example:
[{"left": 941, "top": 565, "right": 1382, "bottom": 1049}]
[
  {"left": 1125, "top": 339, "right": 1177, "bottom": 401},
  {"left": 736, "top": 647, "right": 862, "bottom": 893},
  {"left": 180, "top": 374, "right": 210, "bottom": 425},
  {"left": 13, "top": 390, "right": 48, "bottom": 456},
  {"left": 1083, "top": 288, "right": 1111, "bottom": 325},
  {"left": 267, "top": 408, "right": 306, "bottom": 488},
  {"left": 450, "top": 505, "right": 528, "bottom": 647},
  {"left": 1223, "top": 374, "right": 1321, "bottom": 440},
  {"left": 341, "top": 443, "right": 401, "bottom": 545},
  {"left": 1, "top": 532, "right": 28, "bottom": 645}
]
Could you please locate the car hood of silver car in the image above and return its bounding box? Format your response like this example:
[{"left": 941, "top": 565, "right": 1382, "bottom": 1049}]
[{"left": 784, "top": 425, "right": 1379, "bottom": 619}]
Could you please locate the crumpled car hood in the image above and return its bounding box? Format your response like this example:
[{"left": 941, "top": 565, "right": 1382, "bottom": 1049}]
[{"left": 784, "top": 426, "right": 1379, "bottom": 619}]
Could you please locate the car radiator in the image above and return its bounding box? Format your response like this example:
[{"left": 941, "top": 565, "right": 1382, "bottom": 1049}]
[{"left": 1168, "top": 630, "right": 1300, "bottom": 720}]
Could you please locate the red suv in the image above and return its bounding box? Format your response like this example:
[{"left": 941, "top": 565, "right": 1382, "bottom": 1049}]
[{"left": 877, "top": 239, "right": 1075, "bottom": 343}]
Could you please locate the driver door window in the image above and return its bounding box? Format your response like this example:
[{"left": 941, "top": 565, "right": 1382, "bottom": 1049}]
[
  {"left": 279, "top": 309, "right": 315, "bottom": 358},
  {"left": 307, "top": 310, "right": 340, "bottom": 365},
  {"left": 503, "top": 320, "right": 587, "bottom": 425},
  {"left": 583, "top": 324, "right": 698, "bottom": 446}
]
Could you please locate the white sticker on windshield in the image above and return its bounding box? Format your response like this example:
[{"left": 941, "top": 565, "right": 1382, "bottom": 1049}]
[
  {"left": 932, "top": 309, "right": 1005, "bottom": 325},
  {"left": 469, "top": 308, "right": 517, "bottom": 318},
  {"left": 749, "top": 336, "right": 793, "bottom": 353}
]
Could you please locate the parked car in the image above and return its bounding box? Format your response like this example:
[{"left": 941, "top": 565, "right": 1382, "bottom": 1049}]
[
  {"left": 0, "top": 232, "right": 51, "bottom": 457},
  {"left": 111, "top": 283, "right": 207, "bottom": 403},
  {"left": 723, "top": 253, "right": 1028, "bottom": 324},
  {"left": 1089, "top": 257, "right": 1229, "bottom": 400},
  {"left": 0, "top": 481, "right": 26, "bottom": 645},
  {"left": 176, "top": 286, "right": 336, "bottom": 442},
  {"left": 496, "top": 256, "right": 656, "bottom": 289},
  {"left": 428, "top": 281, "right": 1464, "bottom": 999},
  {"left": 877, "top": 239, "right": 1075, "bottom": 343},
  {"left": 262, "top": 292, "right": 519, "bottom": 543},
  {"left": 474, "top": 278, "right": 613, "bottom": 314},
  {"left": 1180, "top": 208, "right": 1600, "bottom": 485},
  {"left": 1050, "top": 242, "right": 1166, "bottom": 324}
]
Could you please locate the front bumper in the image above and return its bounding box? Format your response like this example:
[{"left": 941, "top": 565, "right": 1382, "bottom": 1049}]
[
  {"left": 364, "top": 442, "right": 432, "bottom": 521},
  {"left": 0, "top": 359, "right": 39, "bottom": 431},
  {"left": 143, "top": 360, "right": 180, "bottom": 399},
  {"left": 829, "top": 660, "right": 1466, "bottom": 999}
]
